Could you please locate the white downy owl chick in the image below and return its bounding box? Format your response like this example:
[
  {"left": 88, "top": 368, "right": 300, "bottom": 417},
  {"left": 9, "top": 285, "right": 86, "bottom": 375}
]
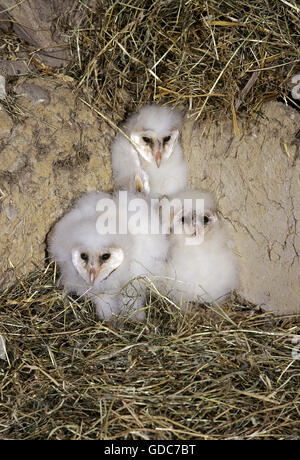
[
  {"left": 161, "top": 190, "right": 238, "bottom": 309},
  {"left": 111, "top": 104, "right": 188, "bottom": 197},
  {"left": 48, "top": 191, "right": 168, "bottom": 321}
]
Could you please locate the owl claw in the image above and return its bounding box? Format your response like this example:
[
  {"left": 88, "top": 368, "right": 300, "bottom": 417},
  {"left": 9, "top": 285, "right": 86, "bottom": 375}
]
[
  {"left": 135, "top": 174, "right": 144, "bottom": 192},
  {"left": 135, "top": 171, "right": 150, "bottom": 194}
]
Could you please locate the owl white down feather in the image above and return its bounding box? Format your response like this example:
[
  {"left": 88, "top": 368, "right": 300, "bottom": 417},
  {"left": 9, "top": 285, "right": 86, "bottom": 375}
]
[
  {"left": 161, "top": 190, "right": 239, "bottom": 309},
  {"left": 48, "top": 191, "right": 168, "bottom": 321},
  {"left": 111, "top": 104, "right": 188, "bottom": 197}
]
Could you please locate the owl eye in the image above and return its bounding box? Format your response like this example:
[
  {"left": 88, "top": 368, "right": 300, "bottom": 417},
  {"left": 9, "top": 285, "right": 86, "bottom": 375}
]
[
  {"left": 163, "top": 135, "right": 171, "bottom": 143},
  {"left": 181, "top": 216, "right": 191, "bottom": 224},
  {"left": 203, "top": 215, "right": 210, "bottom": 226},
  {"left": 81, "top": 252, "right": 89, "bottom": 262},
  {"left": 142, "top": 136, "right": 152, "bottom": 144},
  {"left": 100, "top": 253, "right": 111, "bottom": 262}
]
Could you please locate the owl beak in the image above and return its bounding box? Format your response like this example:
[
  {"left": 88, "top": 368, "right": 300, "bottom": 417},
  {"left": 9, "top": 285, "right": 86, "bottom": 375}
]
[
  {"left": 155, "top": 150, "right": 162, "bottom": 168},
  {"left": 193, "top": 211, "right": 200, "bottom": 237},
  {"left": 192, "top": 211, "right": 195, "bottom": 225},
  {"left": 89, "top": 267, "right": 100, "bottom": 285},
  {"left": 89, "top": 268, "right": 96, "bottom": 284}
]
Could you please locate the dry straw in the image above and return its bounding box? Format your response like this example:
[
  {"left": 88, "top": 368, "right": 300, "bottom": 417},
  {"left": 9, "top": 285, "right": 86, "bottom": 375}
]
[
  {"left": 64, "top": 0, "right": 300, "bottom": 121},
  {"left": 0, "top": 264, "right": 299, "bottom": 440}
]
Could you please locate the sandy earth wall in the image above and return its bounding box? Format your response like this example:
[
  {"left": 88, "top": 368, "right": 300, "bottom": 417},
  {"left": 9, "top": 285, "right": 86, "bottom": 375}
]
[{"left": 182, "top": 101, "right": 300, "bottom": 314}]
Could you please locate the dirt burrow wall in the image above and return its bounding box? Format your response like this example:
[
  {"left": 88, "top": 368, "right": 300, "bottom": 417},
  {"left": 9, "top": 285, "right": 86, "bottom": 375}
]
[
  {"left": 0, "top": 77, "right": 299, "bottom": 314},
  {"left": 0, "top": 78, "right": 113, "bottom": 288},
  {"left": 182, "top": 101, "right": 300, "bottom": 314}
]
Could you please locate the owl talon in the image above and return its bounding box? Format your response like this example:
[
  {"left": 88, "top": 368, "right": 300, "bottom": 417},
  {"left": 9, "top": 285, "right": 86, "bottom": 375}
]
[
  {"left": 135, "top": 171, "right": 150, "bottom": 194},
  {"left": 135, "top": 174, "right": 144, "bottom": 192}
]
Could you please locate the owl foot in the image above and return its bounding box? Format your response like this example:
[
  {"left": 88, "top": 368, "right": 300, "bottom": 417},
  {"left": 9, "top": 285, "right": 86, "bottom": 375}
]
[{"left": 135, "top": 170, "right": 150, "bottom": 194}]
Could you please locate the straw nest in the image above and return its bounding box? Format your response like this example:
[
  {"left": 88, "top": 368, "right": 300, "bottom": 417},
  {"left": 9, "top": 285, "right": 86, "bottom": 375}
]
[
  {"left": 65, "top": 0, "right": 300, "bottom": 122},
  {"left": 1, "top": 0, "right": 299, "bottom": 122},
  {"left": 0, "top": 264, "right": 299, "bottom": 440}
]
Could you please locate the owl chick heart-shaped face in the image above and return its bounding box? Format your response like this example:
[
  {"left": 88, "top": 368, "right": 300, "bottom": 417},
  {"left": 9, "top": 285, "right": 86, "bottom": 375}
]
[
  {"left": 71, "top": 247, "right": 124, "bottom": 285},
  {"left": 172, "top": 207, "right": 218, "bottom": 239},
  {"left": 131, "top": 128, "right": 179, "bottom": 168}
]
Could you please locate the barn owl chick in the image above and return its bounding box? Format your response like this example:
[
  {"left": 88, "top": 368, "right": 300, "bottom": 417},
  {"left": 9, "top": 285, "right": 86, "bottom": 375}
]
[
  {"left": 111, "top": 104, "right": 188, "bottom": 197},
  {"left": 161, "top": 190, "right": 239, "bottom": 309},
  {"left": 48, "top": 191, "right": 168, "bottom": 321}
]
